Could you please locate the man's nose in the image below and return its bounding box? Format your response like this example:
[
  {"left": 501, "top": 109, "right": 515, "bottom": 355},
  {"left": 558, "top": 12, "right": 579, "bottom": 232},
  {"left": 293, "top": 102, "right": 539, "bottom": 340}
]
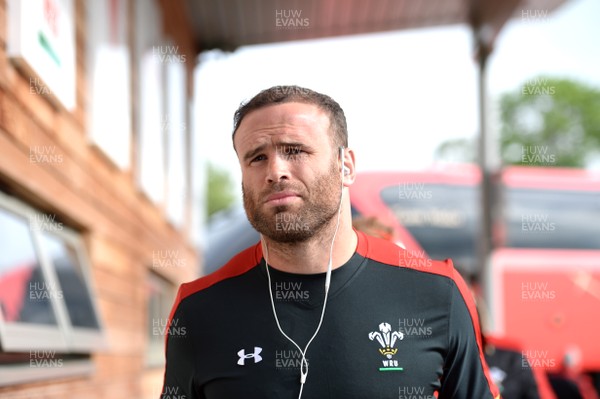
[{"left": 266, "top": 152, "right": 290, "bottom": 183}]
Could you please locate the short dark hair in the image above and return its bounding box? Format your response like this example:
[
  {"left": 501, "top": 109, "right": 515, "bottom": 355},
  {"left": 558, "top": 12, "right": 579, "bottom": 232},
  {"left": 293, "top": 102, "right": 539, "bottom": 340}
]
[{"left": 232, "top": 85, "right": 348, "bottom": 149}]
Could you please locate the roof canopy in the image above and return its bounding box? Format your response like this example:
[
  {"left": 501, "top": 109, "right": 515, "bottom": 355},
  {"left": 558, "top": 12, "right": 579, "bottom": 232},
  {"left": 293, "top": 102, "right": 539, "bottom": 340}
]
[{"left": 182, "top": 0, "right": 566, "bottom": 53}]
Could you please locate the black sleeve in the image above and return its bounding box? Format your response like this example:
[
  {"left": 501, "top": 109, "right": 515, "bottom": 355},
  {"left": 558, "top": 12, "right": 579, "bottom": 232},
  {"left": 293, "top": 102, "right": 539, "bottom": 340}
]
[
  {"left": 161, "top": 297, "right": 201, "bottom": 399},
  {"left": 439, "top": 284, "right": 499, "bottom": 399}
]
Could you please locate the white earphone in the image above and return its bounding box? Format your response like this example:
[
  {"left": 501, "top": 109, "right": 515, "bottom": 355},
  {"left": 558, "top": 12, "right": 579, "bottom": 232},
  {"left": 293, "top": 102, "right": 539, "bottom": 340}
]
[{"left": 340, "top": 147, "right": 350, "bottom": 176}]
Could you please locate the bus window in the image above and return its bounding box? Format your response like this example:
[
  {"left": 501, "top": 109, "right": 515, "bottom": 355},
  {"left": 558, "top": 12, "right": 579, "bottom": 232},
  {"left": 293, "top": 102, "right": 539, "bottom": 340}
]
[
  {"left": 380, "top": 184, "right": 478, "bottom": 275},
  {"left": 503, "top": 188, "right": 600, "bottom": 249}
]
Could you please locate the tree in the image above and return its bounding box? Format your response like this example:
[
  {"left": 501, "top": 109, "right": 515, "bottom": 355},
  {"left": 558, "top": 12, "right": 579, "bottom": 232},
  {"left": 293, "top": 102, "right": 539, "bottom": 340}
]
[
  {"left": 501, "top": 77, "right": 600, "bottom": 167},
  {"left": 207, "top": 162, "right": 236, "bottom": 217},
  {"left": 435, "top": 77, "right": 600, "bottom": 167}
]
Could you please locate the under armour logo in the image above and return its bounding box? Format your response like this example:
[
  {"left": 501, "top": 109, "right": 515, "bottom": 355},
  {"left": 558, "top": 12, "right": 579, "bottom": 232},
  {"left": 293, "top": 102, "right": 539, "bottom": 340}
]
[{"left": 237, "top": 347, "right": 263, "bottom": 365}]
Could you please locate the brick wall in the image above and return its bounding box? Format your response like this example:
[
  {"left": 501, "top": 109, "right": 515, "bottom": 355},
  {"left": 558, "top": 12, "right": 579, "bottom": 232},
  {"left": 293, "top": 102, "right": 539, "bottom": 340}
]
[{"left": 0, "top": 0, "right": 198, "bottom": 398}]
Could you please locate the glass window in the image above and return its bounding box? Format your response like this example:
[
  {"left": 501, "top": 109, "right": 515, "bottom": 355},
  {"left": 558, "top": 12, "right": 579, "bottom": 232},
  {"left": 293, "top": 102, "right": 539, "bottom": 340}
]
[
  {"left": 165, "top": 58, "right": 187, "bottom": 228},
  {"left": 380, "top": 181, "right": 600, "bottom": 277},
  {"left": 380, "top": 183, "right": 479, "bottom": 274},
  {"left": 146, "top": 273, "right": 176, "bottom": 367},
  {"left": 136, "top": 0, "right": 166, "bottom": 204},
  {"left": 0, "top": 191, "right": 105, "bottom": 354},
  {"left": 39, "top": 232, "right": 100, "bottom": 329},
  {"left": 0, "top": 210, "right": 57, "bottom": 326},
  {"left": 503, "top": 188, "right": 600, "bottom": 249},
  {"left": 87, "top": 0, "right": 131, "bottom": 169}
]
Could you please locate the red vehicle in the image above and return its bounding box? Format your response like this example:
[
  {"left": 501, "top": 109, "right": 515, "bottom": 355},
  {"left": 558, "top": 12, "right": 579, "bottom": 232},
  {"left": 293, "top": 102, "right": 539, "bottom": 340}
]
[
  {"left": 204, "top": 165, "right": 600, "bottom": 396},
  {"left": 206, "top": 165, "right": 600, "bottom": 371},
  {"left": 350, "top": 164, "right": 482, "bottom": 276},
  {"left": 489, "top": 166, "right": 600, "bottom": 374},
  {"left": 350, "top": 165, "right": 600, "bottom": 377}
]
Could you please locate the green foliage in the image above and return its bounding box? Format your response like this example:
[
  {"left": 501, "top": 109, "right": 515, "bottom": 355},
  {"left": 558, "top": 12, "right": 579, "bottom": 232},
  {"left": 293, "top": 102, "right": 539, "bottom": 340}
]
[
  {"left": 500, "top": 77, "right": 600, "bottom": 167},
  {"left": 435, "top": 76, "right": 600, "bottom": 167},
  {"left": 207, "top": 163, "right": 236, "bottom": 217}
]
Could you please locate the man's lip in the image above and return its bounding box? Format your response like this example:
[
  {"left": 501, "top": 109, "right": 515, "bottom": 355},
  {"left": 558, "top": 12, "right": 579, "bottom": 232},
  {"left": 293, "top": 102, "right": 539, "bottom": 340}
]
[{"left": 264, "top": 192, "right": 300, "bottom": 203}]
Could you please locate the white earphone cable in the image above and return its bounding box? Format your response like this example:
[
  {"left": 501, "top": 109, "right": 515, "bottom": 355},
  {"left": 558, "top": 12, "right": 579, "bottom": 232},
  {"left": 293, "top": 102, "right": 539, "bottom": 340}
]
[{"left": 263, "top": 147, "right": 346, "bottom": 398}]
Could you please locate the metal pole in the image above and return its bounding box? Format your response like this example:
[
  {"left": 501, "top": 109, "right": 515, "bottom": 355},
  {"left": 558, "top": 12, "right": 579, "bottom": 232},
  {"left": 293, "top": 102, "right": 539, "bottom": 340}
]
[{"left": 476, "top": 33, "right": 493, "bottom": 283}]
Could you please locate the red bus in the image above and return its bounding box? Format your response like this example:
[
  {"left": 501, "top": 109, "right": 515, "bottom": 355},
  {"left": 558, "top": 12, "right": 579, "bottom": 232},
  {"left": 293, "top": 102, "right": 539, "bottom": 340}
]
[
  {"left": 490, "top": 166, "right": 600, "bottom": 373},
  {"left": 350, "top": 164, "right": 482, "bottom": 276},
  {"left": 350, "top": 165, "right": 600, "bottom": 373},
  {"left": 204, "top": 165, "right": 600, "bottom": 373}
]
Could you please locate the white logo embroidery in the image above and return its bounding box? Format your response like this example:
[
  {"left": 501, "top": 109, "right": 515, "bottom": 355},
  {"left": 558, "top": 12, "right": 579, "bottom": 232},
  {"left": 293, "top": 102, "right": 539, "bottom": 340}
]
[
  {"left": 237, "top": 347, "right": 263, "bottom": 365},
  {"left": 369, "top": 322, "right": 404, "bottom": 359}
]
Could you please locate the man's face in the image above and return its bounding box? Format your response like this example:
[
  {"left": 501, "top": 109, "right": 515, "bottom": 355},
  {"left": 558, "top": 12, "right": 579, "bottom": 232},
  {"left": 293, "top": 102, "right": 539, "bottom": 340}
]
[{"left": 234, "top": 102, "right": 342, "bottom": 243}]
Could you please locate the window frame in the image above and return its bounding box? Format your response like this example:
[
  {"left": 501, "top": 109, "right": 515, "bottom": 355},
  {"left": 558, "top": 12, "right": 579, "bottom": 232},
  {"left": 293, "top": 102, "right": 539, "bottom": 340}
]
[
  {"left": 0, "top": 195, "right": 67, "bottom": 351},
  {"left": 145, "top": 271, "right": 176, "bottom": 368},
  {"left": 0, "top": 358, "right": 94, "bottom": 387},
  {"left": 0, "top": 190, "right": 106, "bottom": 354}
]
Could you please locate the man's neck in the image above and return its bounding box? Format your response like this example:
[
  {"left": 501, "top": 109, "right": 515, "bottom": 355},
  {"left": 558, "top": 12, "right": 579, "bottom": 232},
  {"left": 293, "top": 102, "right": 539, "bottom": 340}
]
[{"left": 261, "top": 213, "right": 357, "bottom": 275}]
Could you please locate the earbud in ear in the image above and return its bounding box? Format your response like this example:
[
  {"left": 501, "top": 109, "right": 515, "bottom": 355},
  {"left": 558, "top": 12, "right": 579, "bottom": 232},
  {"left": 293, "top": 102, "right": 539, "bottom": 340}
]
[{"left": 339, "top": 147, "right": 348, "bottom": 176}]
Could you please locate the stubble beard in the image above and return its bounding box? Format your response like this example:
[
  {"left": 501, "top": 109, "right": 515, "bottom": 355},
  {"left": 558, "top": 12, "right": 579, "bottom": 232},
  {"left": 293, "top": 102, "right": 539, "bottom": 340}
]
[{"left": 242, "top": 163, "right": 341, "bottom": 243}]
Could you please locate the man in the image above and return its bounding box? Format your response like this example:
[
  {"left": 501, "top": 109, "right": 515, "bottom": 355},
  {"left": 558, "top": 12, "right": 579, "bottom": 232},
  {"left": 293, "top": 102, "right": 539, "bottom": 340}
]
[
  {"left": 161, "top": 85, "right": 500, "bottom": 398},
  {"left": 483, "top": 335, "right": 556, "bottom": 399},
  {"left": 472, "top": 285, "right": 554, "bottom": 399}
]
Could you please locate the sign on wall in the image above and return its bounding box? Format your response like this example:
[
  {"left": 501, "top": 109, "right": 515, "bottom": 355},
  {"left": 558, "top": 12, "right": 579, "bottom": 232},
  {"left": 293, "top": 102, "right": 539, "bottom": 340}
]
[{"left": 8, "top": 0, "right": 76, "bottom": 110}]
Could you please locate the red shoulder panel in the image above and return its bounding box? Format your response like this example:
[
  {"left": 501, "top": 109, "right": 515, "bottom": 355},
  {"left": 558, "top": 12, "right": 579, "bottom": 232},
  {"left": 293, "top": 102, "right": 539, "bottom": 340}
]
[
  {"left": 169, "top": 241, "right": 263, "bottom": 320},
  {"left": 163, "top": 241, "right": 263, "bottom": 374},
  {"left": 356, "top": 231, "right": 500, "bottom": 398},
  {"left": 355, "top": 229, "right": 454, "bottom": 277}
]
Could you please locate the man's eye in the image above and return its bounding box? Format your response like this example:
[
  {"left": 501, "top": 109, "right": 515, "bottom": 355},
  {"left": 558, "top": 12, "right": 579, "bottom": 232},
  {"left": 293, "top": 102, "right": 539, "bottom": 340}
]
[{"left": 251, "top": 155, "right": 266, "bottom": 163}]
